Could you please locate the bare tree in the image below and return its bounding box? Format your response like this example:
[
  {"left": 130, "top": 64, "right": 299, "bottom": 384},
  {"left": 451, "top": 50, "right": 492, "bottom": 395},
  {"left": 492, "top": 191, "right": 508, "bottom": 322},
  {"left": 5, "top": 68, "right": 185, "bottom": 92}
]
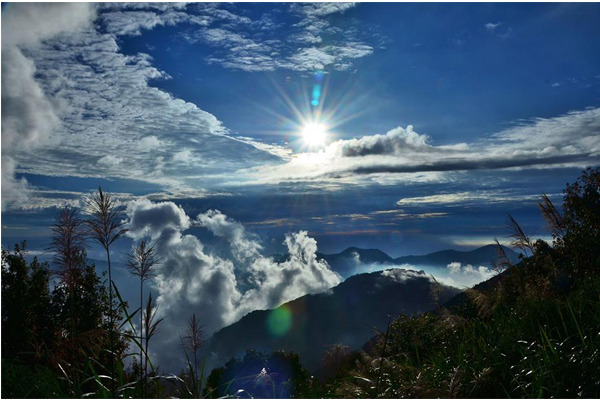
[
  {"left": 182, "top": 313, "right": 204, "bottom": 397},
  {"left": 85, "top": 187, "right": 128, "bottom": 395},
  {"left": 126, "top": 240, "right": 159, "bottom": 393}
]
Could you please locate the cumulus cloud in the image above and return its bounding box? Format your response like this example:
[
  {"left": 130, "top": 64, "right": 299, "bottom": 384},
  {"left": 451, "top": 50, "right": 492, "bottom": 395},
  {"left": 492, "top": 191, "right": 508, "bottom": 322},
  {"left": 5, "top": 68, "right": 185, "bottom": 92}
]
[
  {"left": 197, "top": 209, "right": 262, "bottom": 260},
  {"left": 1, "top": 3, "right": 94, "bottom": 208},
  {"left": 125, "top": 199, "right": 341, "bottom": 373},
  {"left": 443, "top": 262, "right": 497, "bottom": 288},
  {"left": 239, "top": 231, "right": 341, "bottom": 313},
  {"left": 1, "top": 158, "right": 30, "bottom": 210},
  {"left": 1, "top": 3, "right": 95, "bottom": 47},
  {"left": 126, "top": 198, "right": 191, "bottom": 239},
  {"left": 1, "top": 47, "right": 58, "bottom": 150},
  {"left": 331, "top": 125, "right": 439, "bottom": 157}
]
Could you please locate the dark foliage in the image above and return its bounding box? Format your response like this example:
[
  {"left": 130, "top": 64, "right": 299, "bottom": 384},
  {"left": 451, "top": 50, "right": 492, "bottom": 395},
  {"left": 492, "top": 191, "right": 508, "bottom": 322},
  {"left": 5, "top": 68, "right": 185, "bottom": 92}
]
[
  {"left": 1, "top": 243, "right": 127, "bottom": 398},
  {"left": 2, "top": 242, "right": 56, "bottom": 362},
  {"left": 558, "top": 167, "right": 600, "bottom": 280},
  {"left": 312, "top": 168, "right": 600, "bottom": 398}
]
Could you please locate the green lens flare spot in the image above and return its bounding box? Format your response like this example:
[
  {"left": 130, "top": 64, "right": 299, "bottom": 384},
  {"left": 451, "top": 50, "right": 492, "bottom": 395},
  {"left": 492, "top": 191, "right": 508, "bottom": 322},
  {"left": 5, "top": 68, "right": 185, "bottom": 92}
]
[{"left": 267, "top": 305, "right": 292, "bottom": 337}]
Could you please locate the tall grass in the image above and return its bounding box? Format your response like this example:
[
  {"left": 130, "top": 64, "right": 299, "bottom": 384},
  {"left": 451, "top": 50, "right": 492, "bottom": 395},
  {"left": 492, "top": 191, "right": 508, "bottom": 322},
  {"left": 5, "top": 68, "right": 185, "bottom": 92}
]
[
  {"left": 182, "top": 313, "right": 205, "bottom": 398},
  {"left": 126, "top": 240, "right": 159, "bottom": 397},
  {"left": 85, "top": 187, "right": 128, "bottom": 396},
  {"left": 317, "top": 273, "right": 600, "bottom": 398}
]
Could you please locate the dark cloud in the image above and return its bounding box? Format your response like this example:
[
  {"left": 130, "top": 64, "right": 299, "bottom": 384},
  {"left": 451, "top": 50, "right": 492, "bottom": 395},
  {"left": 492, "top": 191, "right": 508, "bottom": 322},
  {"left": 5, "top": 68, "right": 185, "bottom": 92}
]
[{"left": 346, "top": 153, "right": 596, "bottom": 176}]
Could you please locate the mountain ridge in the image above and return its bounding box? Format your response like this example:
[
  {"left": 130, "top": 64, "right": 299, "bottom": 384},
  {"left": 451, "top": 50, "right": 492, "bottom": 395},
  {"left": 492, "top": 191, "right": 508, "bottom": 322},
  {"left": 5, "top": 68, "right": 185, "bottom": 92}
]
[
  {"left": 316, "top": 244, "right": 519, "bottom": 279},
  {"left": 206, "top": 267, "right": 461, "bottom": 373}
]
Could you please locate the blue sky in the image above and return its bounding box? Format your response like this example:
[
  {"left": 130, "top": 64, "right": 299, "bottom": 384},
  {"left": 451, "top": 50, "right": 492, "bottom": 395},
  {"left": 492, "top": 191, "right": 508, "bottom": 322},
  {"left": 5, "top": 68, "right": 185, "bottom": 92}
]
[
  {"left": 2, "top": 2, "right": 599, "bottom": 256},
  {"left": 2, "top": 1, "right": 600, "bottom": 373}
]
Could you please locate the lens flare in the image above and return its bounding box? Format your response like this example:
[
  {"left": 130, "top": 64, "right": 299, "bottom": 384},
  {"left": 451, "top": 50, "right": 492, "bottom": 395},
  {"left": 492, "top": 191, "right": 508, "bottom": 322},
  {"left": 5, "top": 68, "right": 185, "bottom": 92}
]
[
  {"left": 311, "top": 71, "right": 324, "bottom": 106},
  {"left": 302, "top": 123, "right": 327, "bottom": 147},
  {"left": 267, "top": 305, "right": 292, "bottom": 336},
  {"left": 311, "top": 84, "right": 322, "bottom": 106}
]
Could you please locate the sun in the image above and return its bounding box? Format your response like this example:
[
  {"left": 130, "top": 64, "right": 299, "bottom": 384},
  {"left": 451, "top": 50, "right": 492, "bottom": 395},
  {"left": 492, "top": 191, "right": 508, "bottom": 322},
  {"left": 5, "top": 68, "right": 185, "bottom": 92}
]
[{"left": 301, "top": 123, "right": 327, "bottom": 147}]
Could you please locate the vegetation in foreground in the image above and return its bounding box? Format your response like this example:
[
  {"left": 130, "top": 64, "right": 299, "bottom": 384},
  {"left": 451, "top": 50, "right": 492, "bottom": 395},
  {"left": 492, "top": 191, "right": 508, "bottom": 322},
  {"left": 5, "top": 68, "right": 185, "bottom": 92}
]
[{"left": 2, "top": 168, "right": 599, "bottom": 398}]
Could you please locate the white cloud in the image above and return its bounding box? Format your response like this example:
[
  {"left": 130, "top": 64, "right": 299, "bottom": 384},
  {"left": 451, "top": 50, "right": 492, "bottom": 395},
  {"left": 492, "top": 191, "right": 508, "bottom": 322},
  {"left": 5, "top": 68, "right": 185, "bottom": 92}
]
[
  {"left": 381, "top": 262, "right": 496, "bottom": 289},
  {"left": 139, "top": 135, "right": 163, "bottom": 150},
  {"left": 489, "top": 108, "right": 600, "bottom": 157},
  {"left": 97, "top": 155, "right": 123, "bottom": 167},
  {"left": 485, "top": 22, "right": 512, "bottom": 38},
  {"left": 1, "top": 1, "right": 379, "bottom": 209},
  {"left": 125, "top": 200, "right": 341, "bottom": 373},
  {"left": 291, "top": 3, "right": 358, "bottom": 17},
  {"left": 233, "top": 109, "right": 600, "bottom": 186},
  {"left": 179, "top": 3, "right": 372, "bottom": 72},
  {"left": 126, "top": 198, "right": 191, "bottom": 240},
  {"left": 381, "top": 268, "right": 431, "bottom": 283},
  {"left": 285, "top": 47, "right": 337, "bottom": 71},
  {"left": 1, "top": 3, "right": 95, "bottom": 209},
  {"left": 396, "top": 190, "right": 544, "bottom": 206},
  {"left": 485, "top": 22, "right": 501, "bottom": 32},
  {"left": 100, "top": 10, "right": 210, "bottom": 36},
  {"left": 172, "top": 149, "right": 192, "bottom": 163},
  {"left": 1, "top": 158, "right": 30, "bottom": 210},
  {"left": 197, "top": 209, "right": 262, "bottom": 260},
  {"left": 237, "top": 231, "right": 341, "bottom": 312},
  {"left": 1, "top": 46, "right": 58, "bottom": 151},
  {"left": 443, "top": 262, "right": 497, "bottom": 288},
  {"left": 2, "top": 3, "right": 287, "bottom": 211},
  {"left": 231, "top": 137, "right": 293, "bottom": 160},
  {"left": 290, "top": 31, "right": 323, "bottom": 44},
  {"left": 1, "top": 3, "right": 95, "bottom": 47}
]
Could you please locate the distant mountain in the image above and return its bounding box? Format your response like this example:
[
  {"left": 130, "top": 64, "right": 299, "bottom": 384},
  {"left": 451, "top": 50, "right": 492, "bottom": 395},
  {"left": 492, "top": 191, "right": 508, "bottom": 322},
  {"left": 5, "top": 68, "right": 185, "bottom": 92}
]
[
  {"left": 393, "top": 244, "right": 520, "bottom": 268},
  {"left": 317, "top": 247, "right": 394, "bottom": 278},
  {"left": 206, "top": 268, "right": 461, "bottom": 372},
  {"left": 316, "top": 244, "right": 520, "bottom": 279}
]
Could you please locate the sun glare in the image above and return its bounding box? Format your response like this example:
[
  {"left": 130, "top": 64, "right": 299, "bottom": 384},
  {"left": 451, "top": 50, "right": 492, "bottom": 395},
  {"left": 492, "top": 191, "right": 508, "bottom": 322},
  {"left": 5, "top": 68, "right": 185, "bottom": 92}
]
[{"left": 302, "top": 123, "right": 327, "bottom": 147}]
